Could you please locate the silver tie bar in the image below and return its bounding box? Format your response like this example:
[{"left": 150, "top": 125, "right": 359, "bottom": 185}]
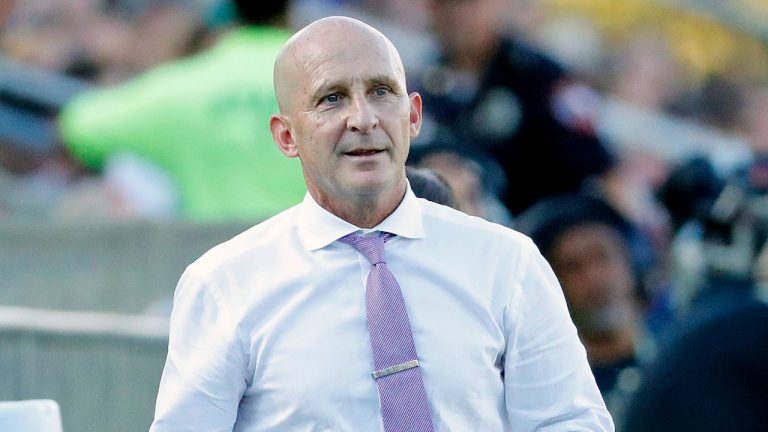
[{"left": 372, "top": 359, "right": 420, "bottom": 379}]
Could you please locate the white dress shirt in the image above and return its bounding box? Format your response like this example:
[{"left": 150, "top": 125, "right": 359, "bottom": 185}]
[{"left": 150, "top": 187, "right": 614, "bottom": 431}]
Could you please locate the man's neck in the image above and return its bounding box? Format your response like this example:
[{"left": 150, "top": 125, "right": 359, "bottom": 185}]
[{"left": 310, "top": 181, "right": 407, "bottom": 229}]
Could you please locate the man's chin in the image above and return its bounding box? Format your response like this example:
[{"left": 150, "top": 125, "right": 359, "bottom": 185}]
[{"left": 342, "top": 173, "right": 403, "bottom": 197}]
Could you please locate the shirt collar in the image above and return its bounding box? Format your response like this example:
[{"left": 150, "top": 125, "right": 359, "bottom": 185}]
[{"left": 296, "top": 184, "right": 425, "bottom": 251}]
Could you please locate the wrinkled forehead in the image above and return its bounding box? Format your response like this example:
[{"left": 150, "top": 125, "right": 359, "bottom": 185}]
[
  {"left": 292, "top": 22, "right": 405, "bottom": 83},
  {"left": 274, "top": 18, "right": 408, "bottom": 113}
]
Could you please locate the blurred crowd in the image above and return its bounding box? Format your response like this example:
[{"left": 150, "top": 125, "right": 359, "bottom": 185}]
[{"left": 2, "top": 0, "right": 768, "bottom": 430}]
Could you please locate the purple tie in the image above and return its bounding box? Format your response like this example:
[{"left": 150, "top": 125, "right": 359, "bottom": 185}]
[{"left": 340, "top": 232, "right": 435, "bottom": 432}]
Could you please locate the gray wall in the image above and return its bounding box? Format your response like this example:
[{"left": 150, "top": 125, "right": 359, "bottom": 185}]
[
  {"left": 0, "top": 220, "right": 256, "bottom": 431},
  {"left": 0, "top": 220, "right": 252, "bottom": 313},
  {"left": 0, "top": 306, "right": 169, "bottom": 432}
]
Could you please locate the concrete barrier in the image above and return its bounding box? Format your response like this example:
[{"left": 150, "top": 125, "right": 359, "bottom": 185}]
[
  {"left": 0, "top": 306, "right": 169, "bottom": 432},
  {"left": 0, "top": 220, "right": 252, "bottom": 313}
]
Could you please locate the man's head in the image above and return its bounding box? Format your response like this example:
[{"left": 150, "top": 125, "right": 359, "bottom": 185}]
[
  {"left": 270, "top": 16, "right": 422, "bottom": 225},
  {"left": 516, "top": 194, "right": 639, "bottom": 341}
]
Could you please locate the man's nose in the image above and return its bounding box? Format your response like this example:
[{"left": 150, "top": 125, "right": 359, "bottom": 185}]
[{"left": 346, "top": 96, "right": 379, "bottom": 133}]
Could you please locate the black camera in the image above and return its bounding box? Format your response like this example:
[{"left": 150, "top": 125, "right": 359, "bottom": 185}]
[{"left": 659, "top": 155, "right": 768, "bottom": 282}]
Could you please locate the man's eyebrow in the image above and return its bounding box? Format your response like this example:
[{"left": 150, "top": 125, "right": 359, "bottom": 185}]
[
  {"left": 310, "top": 75, "right": 403, "bottom": 103},
  {"left": 310, "top": 79, "right": 349, "bottom": 104},
  {"left": 367, "top": 75, "right": 402, "bottom": 92}
]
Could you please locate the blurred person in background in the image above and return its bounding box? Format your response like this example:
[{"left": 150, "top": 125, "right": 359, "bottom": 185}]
[
  {"left": 516, "top": 193, "right": 656, "bottom": 425},
  {"left": 413, "top": 0, "right": 620, "bottom": 217},
  {"left": 56, "top": 0, "right": 307, "bottom": 221},
  {"left": 1, "top": 0, "right": 205, "bottom": 84},
  {"left": 660, "top": 84, "right": 768, "bottom": 310},
  {"left": 407, "top": 140, "right": 512, "bottom": 226},
  {"left": 604, "top": 31, "right": 684, "bottom": 113},
  {"left": 405, "top": 166, "right": 456, "bottom": 209},
  {"left": 355, "top": 0, "right": 430, "bottom": 33},
  {"left": 0, "top": 0, "right": 97, "bottom": 220},
  {"left": 0, "top": 0, "right": 228, "bottom": 220},
  {"left": 624, "top": 152, "right": 768, "bottom": 431}
]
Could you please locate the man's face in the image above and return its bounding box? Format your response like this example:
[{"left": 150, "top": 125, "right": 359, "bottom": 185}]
[
  {"left": 549, "top": 223, "right": 637, "bottom": 337},
  {"left": 281, "top": 32, "right": 421, "bottom": 205}
]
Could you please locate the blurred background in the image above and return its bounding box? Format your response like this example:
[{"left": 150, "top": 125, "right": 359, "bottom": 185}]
[{"left": 2, "top": 0, "right": 768, "bottom": 431}]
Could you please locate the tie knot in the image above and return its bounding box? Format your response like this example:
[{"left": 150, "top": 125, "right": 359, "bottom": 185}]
[{"left": 339, "top": 232, "right": 394, "bottom": 265}]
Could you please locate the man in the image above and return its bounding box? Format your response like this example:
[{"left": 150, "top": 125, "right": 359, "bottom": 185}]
[
  {"left": 516, "top": 194, "right": 653, "bottom": 422},
  {"left": 150, "top": 16, "right": 612, "bottom": 431},
  {"left": 57, "top": 0, "right": 306, "bottom": 221},
  {"left": 414, "top": 0, "right": 618, "bottom": 216}
]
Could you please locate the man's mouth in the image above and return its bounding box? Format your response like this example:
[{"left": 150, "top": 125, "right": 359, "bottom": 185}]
[{"left": 344, "top": 149, "right": 383, "bottom": 157}]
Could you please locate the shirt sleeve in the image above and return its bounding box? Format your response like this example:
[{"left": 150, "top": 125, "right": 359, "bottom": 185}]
[
  {"left": 150, "top": 268, "right": 248, "bottom": 432},
  {"left": 503, "top": 240, "right": 614, "bottom": 431}
]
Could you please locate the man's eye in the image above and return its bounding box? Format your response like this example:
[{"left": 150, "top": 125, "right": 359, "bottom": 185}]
[
  {"left": 374, "top": 87, "right": 390, "bottom": 96},
  {"left": 323, "top": 94, "right": 340, "bottom": 103}
]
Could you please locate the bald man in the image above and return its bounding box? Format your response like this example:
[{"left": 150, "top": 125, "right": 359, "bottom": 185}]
[{"left": 150, "top": 17, "right": 613, "bottom": 431}]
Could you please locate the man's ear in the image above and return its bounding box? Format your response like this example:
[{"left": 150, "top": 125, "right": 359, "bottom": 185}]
[
  {"left": 270, "top": 114, "right": 299, "bottom": 158},
  {"left": 408, "top": 92, "right": 423, "bottom": 139}
]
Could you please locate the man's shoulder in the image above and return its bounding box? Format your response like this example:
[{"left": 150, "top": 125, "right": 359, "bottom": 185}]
[
  {"left": 418, "top": 198, "right": 532, "bottom": 248},
  {"left": 187, "top": 205, "right": 300, "bottom": 274}
]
